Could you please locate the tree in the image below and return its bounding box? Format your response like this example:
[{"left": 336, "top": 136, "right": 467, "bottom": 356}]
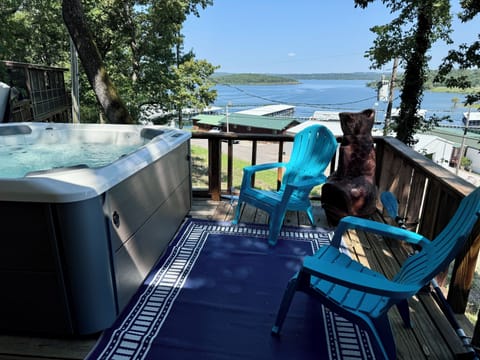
[
  {"left": 170, "top": 57, "right": 218, "bottom": 127},
  {"left": 355, "top": 0, "right": 452, "bottom": 146},
  {"left": 1, "top": 0, "right": 68, "bottom": 66},
  {"left": 62, "top": 0, "right": 134, "bottom": 124},
  {"left": 435, "top": 2, "right": 480, "bottom": 105},
  {"left": 123, "top": 0, "right": 216, "bottom": 125},
  {"left": 2, "top": 0, "right": 217, "bottom": 125}
]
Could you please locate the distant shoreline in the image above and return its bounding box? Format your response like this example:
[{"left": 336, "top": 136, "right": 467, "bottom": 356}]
[
  {"left": 212, "top": 73, "right": 300, "bottom": 85},
  {"left": 427, "top": 86, "right": 480, "bottom": 94},
  {"left": 211, "top": 72, "right": 387, "bottom": 85},
  {"left": 212, "top": 72, "right": 480, "bottom": 93}
]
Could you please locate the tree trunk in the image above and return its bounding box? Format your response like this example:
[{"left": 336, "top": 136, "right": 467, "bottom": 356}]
[
  {"left": 123, "top": 1, "right": 140, "bottom": 83},
  {"left": 396, "top": 1, "right": 433, "bottom": 146},
  {"left": 62, "top": 0, "right": 133, "bottom": 124}
]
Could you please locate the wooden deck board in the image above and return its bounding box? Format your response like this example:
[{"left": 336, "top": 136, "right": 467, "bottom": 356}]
[
  {"left": 0, "top": 199, "right": 473, "bottom": 360},
  {"left": 205, "top": 200, "right": 475, "bottom": 360},
  {"left": 0, "top": 334, "right": 96, "bottom": 360},
  {"left": 358, "top": 212, "right": 471, "bottom": 359}
]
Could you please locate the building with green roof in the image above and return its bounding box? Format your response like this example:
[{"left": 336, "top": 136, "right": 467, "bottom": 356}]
[
  {"left": 420, "top": 126, "right": 480, "bottom": 172},
  {"left": 192, "top": 113, "right": 299, "bottom": 135},
  {"left": 426, "top": 126, "right": 480, "bottom": 148}
]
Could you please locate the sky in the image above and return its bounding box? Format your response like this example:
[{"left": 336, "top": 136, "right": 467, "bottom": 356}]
[{"left": 182, "top": 1, "right": 480, "bottom": 74}]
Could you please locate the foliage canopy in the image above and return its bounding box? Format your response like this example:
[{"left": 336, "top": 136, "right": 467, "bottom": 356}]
[
  {"left": 435, "top": 2, "right": 480, "bottom": 105},
  {"left": 1, "top": 0, "right": 218, "bottom": 125},
  {"left": 355, "top": 0, "right": 453, "bottom": 146}
]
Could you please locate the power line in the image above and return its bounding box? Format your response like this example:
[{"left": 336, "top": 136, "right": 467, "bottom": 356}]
[
  {"left": 214, "top": 82, "right": 378, "bottom": 108},
  {"left": 212, "top": 82, "right": 475, "bottom": 120}
]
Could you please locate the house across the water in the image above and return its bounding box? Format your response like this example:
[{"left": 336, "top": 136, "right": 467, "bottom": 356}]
[
  {"left": 235, "top": 104, "right": 295, "bottom": 117},
  {"left": 192, "top": 113, "right": 299, "bottom": 135},
  {"left": 463, "top": 111, "right": 480, "bottom": 127}
]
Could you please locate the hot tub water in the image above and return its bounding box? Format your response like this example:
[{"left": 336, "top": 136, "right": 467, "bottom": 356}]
[{"left": 0, "top": 142, "right": 140, "bottom": 178}]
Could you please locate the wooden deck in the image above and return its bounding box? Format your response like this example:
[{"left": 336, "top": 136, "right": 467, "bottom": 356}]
[{"left": 0, "top": 199, "right": 474, "bottom": 360}]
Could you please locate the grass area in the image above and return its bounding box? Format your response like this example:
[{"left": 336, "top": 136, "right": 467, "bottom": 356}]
[
  {"left": 190, "top": 144, "right": 322, "bottom": 195},
  {"left": 191, "top": 144, "right": 279, "bottom": 191}
]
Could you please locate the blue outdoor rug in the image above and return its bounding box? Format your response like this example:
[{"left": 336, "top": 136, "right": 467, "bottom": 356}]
[{"left": 87, "top": 218, "right": 377, "bottom": 360}]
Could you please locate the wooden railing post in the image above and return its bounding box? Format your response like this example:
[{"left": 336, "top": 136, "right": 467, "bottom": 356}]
[
  {"left": 208, "top": 137, "right": 221, "bottom": 201},
  {"left": 448, "top": 221, "right": 480, "bottom": 313},
  {"left": 227, "top": 140, "right": 233, "bottom": 193},
  {"left": 277, "top": 141, "right": 284, "bottom": 191},
  {"left": 473, "top": 310, "right": 480, "bottom": 348},
  {"left": 251, "top": 140, "right": 257, "bottom": 187}
]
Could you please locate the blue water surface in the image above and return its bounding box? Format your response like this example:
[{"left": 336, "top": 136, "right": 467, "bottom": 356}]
[{"left": 213, "top": 79, "right": 470, "bottom": 125}]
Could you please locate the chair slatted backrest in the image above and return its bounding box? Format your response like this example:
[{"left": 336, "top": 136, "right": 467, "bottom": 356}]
[
  {"left": 393, "top": 187, "right": 480, "bottom": 287},
  {"left": 280, "top": 125, "right": 337, "bottom": 197}
]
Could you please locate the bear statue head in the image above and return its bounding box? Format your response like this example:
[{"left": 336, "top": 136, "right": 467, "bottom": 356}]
[{"left": 338, "top": 108, "right": 375, "bottom": 136}]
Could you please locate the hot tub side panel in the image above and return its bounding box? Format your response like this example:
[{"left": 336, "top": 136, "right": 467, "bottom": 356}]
[
  {"left": 105, "top": 140, "right": 192, "bottom": 311},
  {"left": 0, "top": 202, "right": 74, "bottom": 334},
  {"left": 53, "top": 197, "right": 118, "bottom": 334},
  {"left": 0, "top": 198, "right": 117, "bottom": 335}
]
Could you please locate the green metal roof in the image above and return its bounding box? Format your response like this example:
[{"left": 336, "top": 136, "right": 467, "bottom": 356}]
[
  {"left": 193, "top": 113, "right": 298, "bottom": 131},
  {"left": 425, "top": 127, "right": 480, "bottom": 149},
  {"left": 193, "top": 114, "right": 224, "bottom": 126}
]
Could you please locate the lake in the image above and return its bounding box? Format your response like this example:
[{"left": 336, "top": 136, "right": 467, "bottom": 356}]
[{"left": 213, "top": 79, "right": 471, "bottom": 126}]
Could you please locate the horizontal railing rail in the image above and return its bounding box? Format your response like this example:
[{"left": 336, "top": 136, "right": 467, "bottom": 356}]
[{"left": 190, "top": 131, "right": 480, "bottom": 344}]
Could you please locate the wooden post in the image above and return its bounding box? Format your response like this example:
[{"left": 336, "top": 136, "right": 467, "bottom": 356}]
[
  {"left": 447, "top": 221, "right": 480, "bottom": 313},
  {"left": 251, "top": 140, "right": 257, "bottom": 187},
  {"left": 472, "top": 309, "right": 480, "bottom": 348},
  {"left": 227, "top": 141, "right": 233, "bottom": 194},
  {"left": 208, "top": 138, "right": 222, "bottom": 201},
  {"left": 277, "top": 141, "right": 284, "bottom": 190}
]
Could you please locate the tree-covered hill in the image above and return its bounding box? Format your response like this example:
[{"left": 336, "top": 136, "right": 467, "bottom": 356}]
[
  {"left": 213, "top": 70, "right": 480, "bottom": 89},
  {"left": 212, "top": 73, "right": 299, "bottom": 85},
  {"left": 366, "top": 69, "right": 480, "bottom": 92},
  {"left": 285, "top": 72, "right": 388, "bottom": 81},
  {"left": 211, "top": 72, "right": 390, "bottom": 85}
]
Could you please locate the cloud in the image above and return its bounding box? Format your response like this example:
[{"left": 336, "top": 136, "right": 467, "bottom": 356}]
[{"left": 287, "top": 52, "right": 296, "bottom": 57}]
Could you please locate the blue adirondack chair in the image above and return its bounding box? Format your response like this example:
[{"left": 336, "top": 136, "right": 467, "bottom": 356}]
[
  {"left": 272, "top": 187, "right": 480, "bottom": 359},
  {"left": 232, "top": 125, "right": 338, "bottom": 246}
]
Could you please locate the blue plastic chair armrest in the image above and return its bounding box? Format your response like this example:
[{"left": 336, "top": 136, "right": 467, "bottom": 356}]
[
  {"left": 240, "top": 162, "right": 288, "bottom": 190},
  {"left": 243, "top": 162, "right": 288, "bottom": 175},
  {"left": 284, "top": 177, "right": 327, "bottom": 191},
  {"left": 331, "top": 216, "right": 429, "bottom": 248},
  {"left": 303, "top": 255, "right": 419, "bottom": 299},
  {"left": 281, "top": 177, "right": 327, "bottom": 203}
]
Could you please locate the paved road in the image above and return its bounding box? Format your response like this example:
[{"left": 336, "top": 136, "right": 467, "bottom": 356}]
[{"left": 191, "top": 138, "right": 293, "bottom": 164}]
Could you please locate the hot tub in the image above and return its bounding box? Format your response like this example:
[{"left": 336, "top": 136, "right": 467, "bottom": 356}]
[{"left": 0, "top": 122, "right": 192, "bottom": 335}]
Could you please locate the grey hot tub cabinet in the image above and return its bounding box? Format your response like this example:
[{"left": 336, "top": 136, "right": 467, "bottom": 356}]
[{"left": 0, "top": 141, "right": 191, "bottom": 335}]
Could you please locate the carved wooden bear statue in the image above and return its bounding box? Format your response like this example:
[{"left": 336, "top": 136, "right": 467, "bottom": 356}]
[{"left": 321, "top": 108, "right": 377, "bottom": 226}]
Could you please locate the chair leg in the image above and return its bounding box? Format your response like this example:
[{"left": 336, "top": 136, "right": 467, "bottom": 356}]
[
  {"left": 396, "top": 299, "right": 413, "bottom": 328},
  {"left": 268, "top": 210, "right": 287, "bottom": 246},
  {"left": 232, "top": 200, "right": 243, "bottom": 224},
  {"left": 271, "top": 276, "right": 298, "bottom": 336},
  {"left": 306, "top": 206, "right": 315, "bottom": 225},
  {"left": 370, "top": 314, "right": 397, "bottom": 360}
]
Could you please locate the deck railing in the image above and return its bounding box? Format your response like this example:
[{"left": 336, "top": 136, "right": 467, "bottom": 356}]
[{"left": 190, "top": 131, "right": 480, "bottom": 344}]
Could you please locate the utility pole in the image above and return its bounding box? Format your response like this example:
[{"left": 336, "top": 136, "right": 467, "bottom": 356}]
[
  {"left": 384, "top": 57, "right": 399, "bottom": 136},
  {"left": 70, "top": 37, "right": 80, "bottom": 123},
  {"left": 226, "top": 102, "right": 231, "bottom": 132},
  {"left": 456, "top": 108, "right": 471, "bottom": 175}
]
